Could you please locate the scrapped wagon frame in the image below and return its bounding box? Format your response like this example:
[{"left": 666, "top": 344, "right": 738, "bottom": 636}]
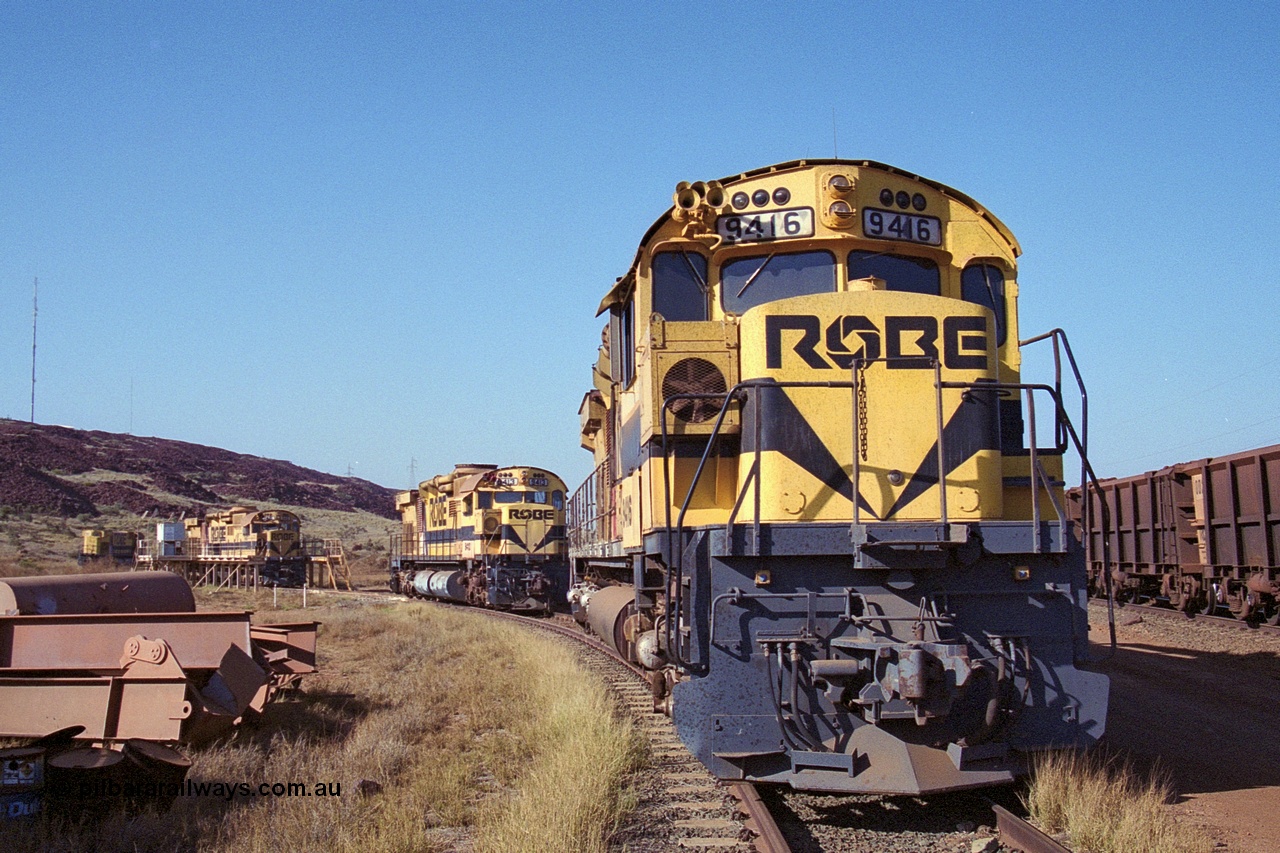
[{"left": 0, "top": 572, "right": 318, "bottom": 745}]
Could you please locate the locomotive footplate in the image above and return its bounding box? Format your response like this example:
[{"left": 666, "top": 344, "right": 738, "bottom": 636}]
[{"left": 707, "top": 521, "right": 1069, "bottom": 568}]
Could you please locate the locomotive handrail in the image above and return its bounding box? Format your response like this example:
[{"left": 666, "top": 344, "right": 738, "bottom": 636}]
[
  {"left": 660, "top": 383, "right": 746, "bottom": 672},
  {"left": 1019, "top": 328, "right": 1089, "bottom": 460},
  {"left": 1018, "top": 328, "right": 1115, "bottom": 658},
  {"left": 661, "top": 369, "right": 1115, "bottom": 669},
  {"left": 661, "top": 379, "right": 857, "bottom": 672},
  {"left": 849, "top": 356, "right": 952, "bottom": 529},
  {"left": 1053, "top": 401, "right": 1118, "bottom": 659},
  {"left": 567, "top": 458, "right": 614, "bottom": 554}
]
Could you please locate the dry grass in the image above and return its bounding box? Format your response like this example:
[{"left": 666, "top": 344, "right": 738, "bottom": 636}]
[
  {"left": 1022, "top": 750, "right": 1214, "bottom": 853},
  {"left": 9, "top": 601, "right": 645, "bottom": 853},
  {"left": 0, "top": 509, "right": 84, "bottom": 571}
]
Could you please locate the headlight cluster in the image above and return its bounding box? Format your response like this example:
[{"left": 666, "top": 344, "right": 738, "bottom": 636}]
[{"left": 824, "top": 173, "right": 857, "bottom": 225}]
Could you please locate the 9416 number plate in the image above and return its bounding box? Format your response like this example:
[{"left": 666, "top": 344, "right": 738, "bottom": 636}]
[
  {"left": 862, "top": 207, "right": 943, "bottom": 246},
  {"left": 716, "top": 207, "right": 814, "bottom": 244}
]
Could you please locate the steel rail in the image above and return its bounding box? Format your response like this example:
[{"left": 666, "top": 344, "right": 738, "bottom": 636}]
[
  {"left": 727, "top": 782, "right": 791, "bottom": 853},
  {"left": 1110, "top": 601, "right": 1280, "bottom": 637},
  {"left": 993, "top": 804, "right": 1072, "bottom": 853},
  {"left": 422, "top": 601, "right": 790, "bottom": 852}
]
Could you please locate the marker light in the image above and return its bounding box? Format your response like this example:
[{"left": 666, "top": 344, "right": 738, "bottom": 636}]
[
  {"left": 732, "top": 192, "right": 749, "bottom": 210},
  {"left": 912, "top": 193, "right": 927, "bottom": 211},
  {"left": 752, "top": 189, "right": 769, "bottom": 206},
  {"left": 895, "top": 191, "right": 910, "bottom": 209},
  {"left": 879, "top": 189, "right": 893, "bottom": 206},
  {"left": 773, "top": 187, "right": 790, "bottom": 204}
]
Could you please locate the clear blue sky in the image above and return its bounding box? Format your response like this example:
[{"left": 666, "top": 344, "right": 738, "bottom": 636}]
[{"left": 3, "top": 3, "right": 1277, "bottom": 492}]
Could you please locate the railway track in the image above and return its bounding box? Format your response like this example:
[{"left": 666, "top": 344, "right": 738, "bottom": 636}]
[
  {"left": 1110, "top": 600, "right": 1280, "bottom": 636},
  {"left": 414, "top": 600, "right": 1069, "bottom": 853},
  {"left": 255, "top": 586, "right": 1076, "bottom": 851},
  {"left": 476, "top": 606, "right": 765, "bottom": 851}
]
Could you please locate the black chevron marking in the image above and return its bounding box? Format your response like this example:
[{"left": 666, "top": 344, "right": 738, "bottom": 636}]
[
  {"left": 742, "top": 382, "right": 878, "bottom": 519},
  {"left": 500, "top": 525, "right": 527, "bottom": 550},
  {"left": 530, "top": 525, "right": 565, "bottom": 553},
  {"left": 884, "top": 387, "right": 1000, "bottom": 517}
]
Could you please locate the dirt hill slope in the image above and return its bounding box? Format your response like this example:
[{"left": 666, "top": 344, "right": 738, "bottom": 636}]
[{"left": 0, "top": 418, "right": 396, "bottom": 519}]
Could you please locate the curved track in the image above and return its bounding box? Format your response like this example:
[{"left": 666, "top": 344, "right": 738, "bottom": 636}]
[
  {"left": 474, "top": 606, "right": 775, "bottom": 852},
  {"left": 408, "top": 599, "right": 1068, "bottom": 853},
  {"left": 310, "top": 587, "right": 1072, "bottom": 851}
]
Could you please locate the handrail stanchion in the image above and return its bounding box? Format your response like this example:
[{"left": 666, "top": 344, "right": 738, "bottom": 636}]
[{"left": 934, "top": 360, "right": 948, "bottom": 526}]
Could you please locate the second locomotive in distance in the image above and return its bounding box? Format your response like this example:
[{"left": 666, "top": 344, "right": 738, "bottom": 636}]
[{"left": 389, "top": 464, "right": 568, "bottom": 613}]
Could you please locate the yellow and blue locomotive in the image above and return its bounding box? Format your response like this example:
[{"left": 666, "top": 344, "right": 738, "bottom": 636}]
[
  {"left": 390, "top": 464, "right": 568, "bottom": 612},
  {"left": 568, "top": 159, "right": 1110, "bottom": 794},
  {"left": 183, "top": 506, "right": 306, "bottom": 586}
]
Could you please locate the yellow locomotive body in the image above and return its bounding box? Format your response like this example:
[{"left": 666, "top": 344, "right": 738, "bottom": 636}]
[
  {"left": 187, "top": 506, "right": 303, "bottom": 562},
  {"left": 569, "top": 160, "right": 1109, "bottom": 795},
  {"left": 180, "top": 506, "right": 307, "bottom": 585},
  {"left": 79, "top": 529, "right": 141, "bottom": 564},
  {"left": 131, "top": 506, "right": 309, "bottom": 586},
  {"left": 390, "top": 464, "right": 568, "bottom": 612}
]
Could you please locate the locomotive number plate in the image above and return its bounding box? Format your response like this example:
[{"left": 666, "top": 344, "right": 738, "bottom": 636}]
[
  {"left": 716, "top": 207, "right": 814, "bottom": 244},
  {"left": 862, "top": 208, "right": 943, "bottom": 245}
]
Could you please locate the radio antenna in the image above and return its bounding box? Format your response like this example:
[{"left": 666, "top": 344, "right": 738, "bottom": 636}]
[{"left": 30, "top": 277, "right": 37, "bottom": 423}]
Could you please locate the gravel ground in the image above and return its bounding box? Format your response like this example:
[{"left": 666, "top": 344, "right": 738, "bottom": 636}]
[
  {"left": 1088, "top": 600, "right": 1280, "bottom": 853},
  {"left": 762, "top": 787, "right": 1017, "bottom": 853},
  {"left": 1091, "top": 600, "right": 1280, "bottom": 657}
]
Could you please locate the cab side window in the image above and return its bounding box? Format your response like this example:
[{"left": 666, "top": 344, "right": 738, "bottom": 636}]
[
  {"left": 961, "top": 264, "right": 1007, "bottom": 346},
  {"left": 610, "top": 298, "right": 636, "bottom": 387},
  {"left": 652, "top": 251, "right": 709, "bottom": 321}
]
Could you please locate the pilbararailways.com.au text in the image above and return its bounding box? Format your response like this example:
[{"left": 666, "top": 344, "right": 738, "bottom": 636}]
[{"left": 66, "top": 780, "right": 343, "bottom": 801}]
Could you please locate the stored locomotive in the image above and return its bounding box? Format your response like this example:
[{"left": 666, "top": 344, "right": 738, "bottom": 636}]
[
  {"left": 389, "top": 464, "right": 568, "bottom": 612},
  {"left": 1070, "top": 443, "right": 1280, "bottom": 623},
  {"left": 567, "top": 159, "right": 1111, "bottom": 795},
  {"left": 134, "top": 506, "right": 308, "bottom": 586},
  {"left": 139, "top": 506, "right": 309, "bottom": 586},
  {"left": 79, "top": 529, "right": 141, "bottom": 565}
]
